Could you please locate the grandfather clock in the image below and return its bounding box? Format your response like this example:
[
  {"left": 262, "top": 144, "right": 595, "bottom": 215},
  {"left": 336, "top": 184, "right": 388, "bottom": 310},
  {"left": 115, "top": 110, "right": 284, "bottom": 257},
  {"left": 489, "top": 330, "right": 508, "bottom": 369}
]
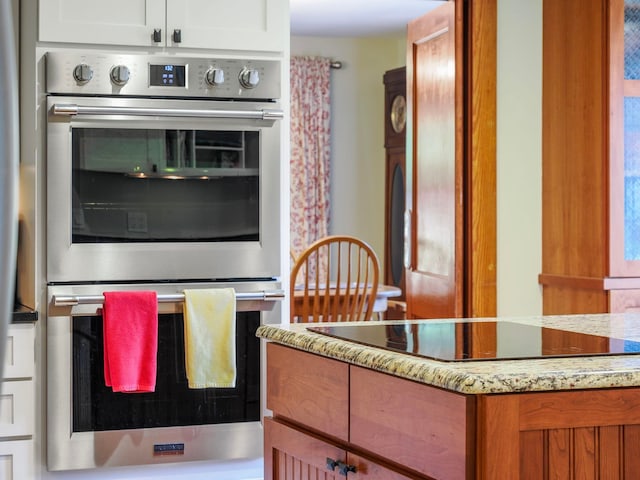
[{"left": 383, "top": 67, "right": 406, "bottom": 319}]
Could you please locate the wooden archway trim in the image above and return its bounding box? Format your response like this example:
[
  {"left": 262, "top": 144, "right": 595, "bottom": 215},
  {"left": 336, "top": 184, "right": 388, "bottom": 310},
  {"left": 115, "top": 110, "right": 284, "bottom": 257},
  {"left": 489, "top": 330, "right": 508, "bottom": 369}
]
[
  {"left": 465, "top": 0, "right": 497, "bottom": 317},
  {"left": 405, "top": 0, "right": 496, "bottom": 319}
]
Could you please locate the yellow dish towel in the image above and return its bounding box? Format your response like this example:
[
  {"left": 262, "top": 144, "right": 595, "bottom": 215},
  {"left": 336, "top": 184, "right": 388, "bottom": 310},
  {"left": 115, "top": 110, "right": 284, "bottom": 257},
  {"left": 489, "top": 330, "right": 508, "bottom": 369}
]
[{"left": 182, "top": 288, "right": 236, "bottom": 389}]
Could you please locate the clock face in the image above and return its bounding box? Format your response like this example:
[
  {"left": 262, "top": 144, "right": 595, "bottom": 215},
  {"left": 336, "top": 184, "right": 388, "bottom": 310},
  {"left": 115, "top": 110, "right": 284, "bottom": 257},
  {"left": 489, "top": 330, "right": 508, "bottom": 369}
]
[{"left": 390, "top": 94, "right": 406, "bottom": 134}]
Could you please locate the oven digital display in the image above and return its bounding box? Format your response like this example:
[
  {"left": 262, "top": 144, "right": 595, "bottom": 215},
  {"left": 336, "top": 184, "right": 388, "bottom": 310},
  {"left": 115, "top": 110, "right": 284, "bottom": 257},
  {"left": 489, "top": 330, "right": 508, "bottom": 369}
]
[{"left": 149, "top": 64, "right": 186, "bottom": 87}]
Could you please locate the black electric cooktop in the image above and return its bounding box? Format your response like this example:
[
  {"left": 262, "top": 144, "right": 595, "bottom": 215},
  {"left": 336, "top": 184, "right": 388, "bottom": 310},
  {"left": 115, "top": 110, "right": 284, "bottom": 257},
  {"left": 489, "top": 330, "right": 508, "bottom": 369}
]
[{"left": 307, "top": 321, "right": 640, "bottom": 362}]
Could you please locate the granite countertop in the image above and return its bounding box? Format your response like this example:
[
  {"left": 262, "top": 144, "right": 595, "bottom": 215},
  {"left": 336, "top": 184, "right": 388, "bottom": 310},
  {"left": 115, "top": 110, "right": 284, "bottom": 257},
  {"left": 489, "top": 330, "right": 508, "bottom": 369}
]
[{"left": 257, "top": 313, "right": 640, "bottom": 395}]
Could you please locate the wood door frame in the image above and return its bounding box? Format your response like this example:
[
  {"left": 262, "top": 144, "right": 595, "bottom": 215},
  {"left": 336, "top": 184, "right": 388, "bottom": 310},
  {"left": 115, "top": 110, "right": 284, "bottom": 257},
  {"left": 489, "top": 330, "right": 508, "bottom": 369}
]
[
  {"left": 406, "top": 0, "right": 496, "bottom": 318},
  {"left": 465, "top": 0, "right": 497, "bottom": 317}
]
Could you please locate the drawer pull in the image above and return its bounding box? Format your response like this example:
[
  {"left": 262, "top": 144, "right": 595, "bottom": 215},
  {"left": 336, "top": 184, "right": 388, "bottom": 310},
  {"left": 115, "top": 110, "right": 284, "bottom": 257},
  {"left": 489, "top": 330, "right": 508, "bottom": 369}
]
[
  {"left": 326, "top": 457, "right": 338, "bottom": 471},
  {"left": 336, "top": 460, "right": 357, "bottom": 476}
]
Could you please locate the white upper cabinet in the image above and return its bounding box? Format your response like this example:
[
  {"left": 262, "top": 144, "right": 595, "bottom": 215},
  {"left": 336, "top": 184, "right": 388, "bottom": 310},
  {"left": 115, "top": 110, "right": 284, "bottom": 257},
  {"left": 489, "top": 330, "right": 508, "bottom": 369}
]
[
  {"left": 166, "top": 0, "right": 288, "bottom": 51},
  {"left": 39, "top": 0, "right": 165, "bottom": 47},
  {"left": 39, "top": 0, "right": 288, "bottom": 52}
]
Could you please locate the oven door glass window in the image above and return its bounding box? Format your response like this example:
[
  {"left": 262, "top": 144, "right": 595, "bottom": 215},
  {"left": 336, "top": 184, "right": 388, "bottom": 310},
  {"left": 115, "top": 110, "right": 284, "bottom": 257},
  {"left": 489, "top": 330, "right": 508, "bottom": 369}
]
[
  {"left": 71, "top": 128, "right": 260, "bottom": 243},
  {"left": 72, "top": 312, "right": 260, "bottom": 431}
]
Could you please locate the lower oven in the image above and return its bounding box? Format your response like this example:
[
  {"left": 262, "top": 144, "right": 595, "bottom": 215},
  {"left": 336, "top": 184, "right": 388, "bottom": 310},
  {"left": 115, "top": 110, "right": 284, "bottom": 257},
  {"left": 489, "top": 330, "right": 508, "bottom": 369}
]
[{"left": 46, "top": 280, "right": 282, "bottom": 471}]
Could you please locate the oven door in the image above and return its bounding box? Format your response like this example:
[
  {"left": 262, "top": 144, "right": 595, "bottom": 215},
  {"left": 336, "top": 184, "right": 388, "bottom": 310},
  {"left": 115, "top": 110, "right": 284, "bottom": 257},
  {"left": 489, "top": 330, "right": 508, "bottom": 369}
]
[
  {"left": 46, "top": 96, "right": 283, "bottom": 283},
  {"left": 46, "top": 281, "right": 282, "bottom": 471}
]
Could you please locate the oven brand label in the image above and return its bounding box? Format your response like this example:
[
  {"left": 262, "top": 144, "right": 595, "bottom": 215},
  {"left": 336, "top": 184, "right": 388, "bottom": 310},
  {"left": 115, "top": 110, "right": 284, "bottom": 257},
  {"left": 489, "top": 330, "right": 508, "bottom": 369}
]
[{"left": 153, "top": 443, "right": 185, "bottom": 456}]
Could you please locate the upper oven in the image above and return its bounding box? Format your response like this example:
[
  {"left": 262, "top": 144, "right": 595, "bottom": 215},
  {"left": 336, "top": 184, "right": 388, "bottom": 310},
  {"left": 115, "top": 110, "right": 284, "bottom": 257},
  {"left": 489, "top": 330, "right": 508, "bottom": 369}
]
[{"left": 45, "top": 52, "right": 283, "bottom": 283}]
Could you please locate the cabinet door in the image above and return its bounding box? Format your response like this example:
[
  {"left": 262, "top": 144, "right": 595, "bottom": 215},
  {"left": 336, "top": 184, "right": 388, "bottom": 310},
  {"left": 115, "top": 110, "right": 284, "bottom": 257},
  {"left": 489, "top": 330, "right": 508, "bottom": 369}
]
[
  {"left": 264, "top": 417, "right": 343, "bottom": 480},
  {"left": 0, "top": 440, "right": 33, "bottom": 480},
  {"left": 350, "top": 366, "right": 474, "bottom": 480},
  {"left": 166, "top": 0, "right": 288, "bottom": 51},
  {"left": 265, "top": 419, "right": 417, "bottom": 480},
  {"left": 39, "top": 0, "right": 165, "bottom": 46},
  {"left": 3, "top": 324, "right": 34, "bottom": 380},
  {"left": 266, "top": 343, "right": 349, "bottom": 442},
  {"left": 405, "top": 2, "right": 465, "bottom": 319},
  {"left": 0, "top": 381, "right": 34, "bottom": 437}
]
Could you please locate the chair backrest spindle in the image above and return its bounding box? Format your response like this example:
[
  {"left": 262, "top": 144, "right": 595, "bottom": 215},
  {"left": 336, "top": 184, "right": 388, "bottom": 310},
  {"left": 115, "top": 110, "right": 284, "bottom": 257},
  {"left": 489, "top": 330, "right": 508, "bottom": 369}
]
[{"left": 290, "top": 235, "right": 380, "bottom": 322}]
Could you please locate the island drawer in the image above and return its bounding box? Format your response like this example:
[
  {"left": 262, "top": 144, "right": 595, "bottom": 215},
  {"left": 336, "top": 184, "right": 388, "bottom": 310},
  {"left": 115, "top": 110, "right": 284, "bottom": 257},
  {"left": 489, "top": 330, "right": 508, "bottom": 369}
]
[
  {"left": 350, "top": 366, "right": 475, "bottom": 480},
  {"left": 266, "top": 343, "right": 349, "bottom": 442}
]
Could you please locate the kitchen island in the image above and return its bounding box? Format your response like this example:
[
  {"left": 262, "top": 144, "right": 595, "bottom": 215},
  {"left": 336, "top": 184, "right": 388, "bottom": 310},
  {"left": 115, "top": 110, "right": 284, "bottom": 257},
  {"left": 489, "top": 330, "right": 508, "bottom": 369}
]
[{"left": 257, "top": 314, "right": 640, "bottom": 479}]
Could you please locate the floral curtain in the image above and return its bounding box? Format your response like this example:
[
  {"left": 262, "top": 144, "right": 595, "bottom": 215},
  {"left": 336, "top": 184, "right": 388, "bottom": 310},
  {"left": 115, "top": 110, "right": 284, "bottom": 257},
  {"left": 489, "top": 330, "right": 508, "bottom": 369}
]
[{"left": 289, "top": 56, "right": 332, "bottom": 259}]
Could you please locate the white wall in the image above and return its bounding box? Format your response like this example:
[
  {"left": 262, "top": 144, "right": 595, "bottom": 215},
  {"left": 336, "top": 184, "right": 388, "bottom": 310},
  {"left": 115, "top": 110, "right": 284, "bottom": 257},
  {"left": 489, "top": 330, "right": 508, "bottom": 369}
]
[
  {"left": 290, "top": 35, "right": 405, "bottom": 263},
  {"left": 496, "top": 0, "right": 543, "bottom": 316}
]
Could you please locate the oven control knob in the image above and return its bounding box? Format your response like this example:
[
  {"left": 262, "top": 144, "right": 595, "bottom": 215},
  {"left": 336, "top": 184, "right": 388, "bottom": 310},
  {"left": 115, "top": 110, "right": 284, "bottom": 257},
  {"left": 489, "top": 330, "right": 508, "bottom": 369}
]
[
  {"left": 110, "top": 65, "right": 131, "bottom": 86},
  {"left": 239, "top": 68, "right": 260, "bottom": 89},
  {"left": 204, "top": 67, "right": 225, "bottom": 86},
  {"left": 72, "top": 63, "right": 93, "bottom": 84}
]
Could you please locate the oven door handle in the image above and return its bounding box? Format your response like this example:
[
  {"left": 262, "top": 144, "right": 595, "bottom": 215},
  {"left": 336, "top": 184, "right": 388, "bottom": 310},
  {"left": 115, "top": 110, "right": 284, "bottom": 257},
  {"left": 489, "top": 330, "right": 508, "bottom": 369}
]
[
  {"left": 51, "top": 103, "right": 284, "bottom": 121},
  {"left": 52, "top": 289, "right": 285, "bottom": 307}
]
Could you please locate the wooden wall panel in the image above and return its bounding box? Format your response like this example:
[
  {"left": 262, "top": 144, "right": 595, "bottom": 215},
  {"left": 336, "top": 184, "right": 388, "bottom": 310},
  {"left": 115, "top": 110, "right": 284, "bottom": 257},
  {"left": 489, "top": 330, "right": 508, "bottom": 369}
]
[
  {"left": 518, "top": 389, "right": 640, "bottom": 431},
  {"left": 481, "top": 389, "right": 640, "bottom": 479},
  {"left": 542, "top": 0, "right": 608, "bottom": 279},
  {"left": 623, "top": 425, "right": 640, "bottom": 478},
  {"left": 541, "top": 284, "right": 608, "bottom": 315},
  {"left": 574, "top": 427, "right": 596, "bottom": 479},
  {"left": 599, "top": 426, "right": 622, "bottom": 480},
  {"left": 520, "top": 430, "right": 544, "bottom": 480},
  {"left": 517, "top": 426, "right": 627, "bottom": 479},
  {"left": 476, "top": 395, "right": 520, "bottom": 478},
  {"left": 547, "top": 429, "right": 571, "bottom": 479},
  {"left": 541, "top": 0, "right": 610, "bottom": 314}
]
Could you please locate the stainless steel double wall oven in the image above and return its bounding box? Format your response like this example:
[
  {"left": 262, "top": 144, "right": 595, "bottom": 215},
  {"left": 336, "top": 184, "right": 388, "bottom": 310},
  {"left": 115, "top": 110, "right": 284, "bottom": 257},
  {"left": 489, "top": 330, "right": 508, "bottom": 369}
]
[{"left": 44, "top": 51, "right": 284, "bottom": 470}]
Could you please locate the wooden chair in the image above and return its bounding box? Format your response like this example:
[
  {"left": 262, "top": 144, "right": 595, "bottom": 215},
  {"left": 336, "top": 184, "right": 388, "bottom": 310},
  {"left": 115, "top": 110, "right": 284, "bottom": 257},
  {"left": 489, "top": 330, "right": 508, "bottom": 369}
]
[
  {"left": 289, "top": 249, "right": 297, "bottom": 270},
  {"left": 290, "top": 235, "right": 380, "bottom": 322}
]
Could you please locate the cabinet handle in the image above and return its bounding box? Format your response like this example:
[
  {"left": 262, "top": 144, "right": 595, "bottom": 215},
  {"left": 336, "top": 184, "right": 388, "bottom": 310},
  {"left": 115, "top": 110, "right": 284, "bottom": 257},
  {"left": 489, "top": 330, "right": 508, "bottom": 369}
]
[
  {"left": 153, "top": 28, "right": 162, "bottom": 43},
  {"left": 336, "top": 460, "right": 357, "bottom": 476},
  {"left": 173, "top": 29, "right": 182, "bottom": 43},
  {"left": 326, "top": 457, "right": 338, "bottom": 471}
]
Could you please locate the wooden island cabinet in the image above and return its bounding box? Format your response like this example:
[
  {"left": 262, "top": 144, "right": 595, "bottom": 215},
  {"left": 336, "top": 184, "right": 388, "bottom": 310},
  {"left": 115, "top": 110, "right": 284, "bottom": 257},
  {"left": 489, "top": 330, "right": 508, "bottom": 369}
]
[
  {"left": 259, "top": 316, "right": 640, "bottom": 479},
  {"left": 265, "top": 343, "right": 473, "bottom": 479}
]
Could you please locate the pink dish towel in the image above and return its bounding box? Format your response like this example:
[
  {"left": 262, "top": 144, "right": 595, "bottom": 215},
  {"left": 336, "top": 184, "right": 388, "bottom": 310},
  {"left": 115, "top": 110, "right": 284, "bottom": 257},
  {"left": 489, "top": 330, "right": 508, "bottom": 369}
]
[{"left": 103, "top": 291, "right": 158, "bottom": 393}]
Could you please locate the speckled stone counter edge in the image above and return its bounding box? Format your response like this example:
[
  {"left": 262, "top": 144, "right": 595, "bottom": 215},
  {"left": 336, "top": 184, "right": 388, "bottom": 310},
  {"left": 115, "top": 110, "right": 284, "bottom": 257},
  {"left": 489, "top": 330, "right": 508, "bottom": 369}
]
[{"left": 257, "top": 314, "right": 640, "bottom": 395}]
